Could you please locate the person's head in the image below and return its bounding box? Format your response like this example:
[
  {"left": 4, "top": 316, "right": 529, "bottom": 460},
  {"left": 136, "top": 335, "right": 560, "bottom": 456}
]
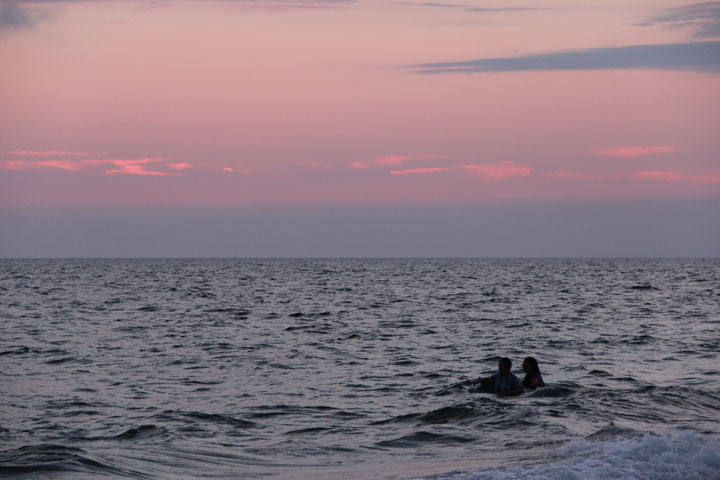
[
  {"left": 523, "top": 356, "right": 540, "bottom": 373},
  {"left": 498, "top": 357, "right": 512, "bottom": 374}
]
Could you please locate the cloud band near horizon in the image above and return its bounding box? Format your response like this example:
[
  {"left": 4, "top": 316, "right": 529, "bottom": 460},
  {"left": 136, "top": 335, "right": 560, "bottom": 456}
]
[{"left": 411, "top": 41, "right": 720, "bottom": 74}]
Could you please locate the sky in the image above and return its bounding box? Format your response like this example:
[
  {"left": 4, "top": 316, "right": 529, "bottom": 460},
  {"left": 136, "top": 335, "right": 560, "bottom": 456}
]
[{"left": 0, "top": 0, "right": 718, "bottom": 257}]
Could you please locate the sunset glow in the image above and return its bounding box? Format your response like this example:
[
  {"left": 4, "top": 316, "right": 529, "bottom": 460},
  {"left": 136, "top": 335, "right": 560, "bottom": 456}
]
[{"left": 0, "top": 0, "right": 718, "bottom": 256}]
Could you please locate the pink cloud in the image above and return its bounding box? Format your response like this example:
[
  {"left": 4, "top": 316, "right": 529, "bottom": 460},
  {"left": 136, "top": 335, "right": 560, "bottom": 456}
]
[
  {"left": 0, "top": 160, "right": 36, "bottom": 171},
  {"left": 351, "top": 154, "right": 449, "bottom": 171},
  {"left": 105, "top": 165, "right": 175, "bottom": 176},
  {"left": 35, "top": 160, "right": 79, "bottom": 171},
  {"left": 591, "top": 145, "right": 676, "bottom": 158},
  {"left": 457, "top": 161, "right": 534, "bottom": 179},
  {"left": 390, "top": 167, "right": 449, "bottom": 175},
  {"left": 635, "top": 170, "right": 720, "bottom": 184},
  {"left": 349, "top": 162, "right": 370, "bottom": 170},
  {"left": 79, "top": 159, "right": 113, "bottom": 166},
  {"left": 100, "top": 158, "right": 175, "bottom": 175},
  {"left": 167, "top": 162, "right": 196, "bottom": 170},
  {"left": 223, "top": 167, "right": 252, "bottom": 174},
  {"left": 543, "top": 171, "right": 597, "bottom": 179},
  {"left": 372, "top": 153, "right": 446, "bottom": 166},
  {"left": 3, "top": 150, "right": 89, "bottom": 157},
  {"left": 374, "top": 155, "right": 417, "bottom": 166},
  {"left": 1, "top": 159, "right": 81, "bottom": 171},
  {"left": 107, "top": 158, "right": 168, "bottom": 166},
  {"left": 0, "top": 155, "right": 186, "bottom": 177}
]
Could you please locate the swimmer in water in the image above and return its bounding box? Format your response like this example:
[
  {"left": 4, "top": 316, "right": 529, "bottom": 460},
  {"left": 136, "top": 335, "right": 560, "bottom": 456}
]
[
  {"left": 521, "top": 356, "right": 545, "bottom": 390},
  {"left": 472, "top": 357, "right": 524, "bottom": 396}
]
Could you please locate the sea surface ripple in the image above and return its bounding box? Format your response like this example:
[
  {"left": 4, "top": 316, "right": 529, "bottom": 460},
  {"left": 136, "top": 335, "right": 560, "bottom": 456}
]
[{"left": 1, "top": 259, "right": 719, "bottom": 479}]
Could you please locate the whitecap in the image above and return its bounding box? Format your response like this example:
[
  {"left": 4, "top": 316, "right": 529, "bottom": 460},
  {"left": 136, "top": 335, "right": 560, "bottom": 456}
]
[{"left": 410, "top": 432, "right": 720, "bottom": 480}]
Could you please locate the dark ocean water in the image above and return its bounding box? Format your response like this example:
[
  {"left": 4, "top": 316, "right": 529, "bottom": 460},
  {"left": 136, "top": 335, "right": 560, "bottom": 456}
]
[{"left": 1, "top": 258, "right": 719, "bottom": 480}]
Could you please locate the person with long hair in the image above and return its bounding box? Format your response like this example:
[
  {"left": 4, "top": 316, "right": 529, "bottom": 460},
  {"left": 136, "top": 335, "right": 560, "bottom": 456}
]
[{"left": 521, "top": 356, "right": 545, "bottom": 390}]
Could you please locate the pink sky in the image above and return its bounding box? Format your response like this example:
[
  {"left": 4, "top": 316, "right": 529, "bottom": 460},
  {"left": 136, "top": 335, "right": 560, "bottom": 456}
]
[{"left": 0, "top": 0, "right": 718, "bottom": 209}]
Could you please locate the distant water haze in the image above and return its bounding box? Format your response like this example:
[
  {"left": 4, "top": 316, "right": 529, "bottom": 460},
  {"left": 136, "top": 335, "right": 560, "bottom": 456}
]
[{"left": 1, "top": 199, "right": 718, "bottom": 258}]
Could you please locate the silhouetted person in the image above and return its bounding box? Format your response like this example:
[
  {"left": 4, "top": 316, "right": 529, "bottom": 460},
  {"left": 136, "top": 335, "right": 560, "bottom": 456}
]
[
  {"left": 521, "top": 356, "right": 545, "bottom": 390},
  {"left": 472, "top": 357, "right": 524, "bottom": 396}
]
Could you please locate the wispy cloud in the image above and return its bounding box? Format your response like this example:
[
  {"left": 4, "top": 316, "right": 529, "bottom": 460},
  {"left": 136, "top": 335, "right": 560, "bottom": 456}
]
[
  {"left": 466, "top": 7, "right": 542, "bottom": 13},
  {"left": 373, "top": 153, "right": 445, "bottom": 166},
  {"left": 1, "top": 158, "right": 85, "bottom": 171},
  {"left": 373, "top": 154, "right": 418, "bottom": 166},
  {"left": 0, "top": 160, "right": 37, "bottom": 171},
  {"left": 105, "top": 164, "right": 176, "bottom": 176},
  {"left": 3, "top": 150, "right": 90, "bottom": 156},
  {"left": 411, "top": 41, "right": 720, "bottom": 74},
  {"left": 591, "top": 145, "right": 677, "bottom": 158},
  {"left": 0, "top": 0, "right": 354, "bottom": 33},
  {"left": 543, "top": 171, "right": 598, "bottom": 180},
  {"left": 640, "top": 2, "right": 720, "bottom": 39},
  {"left": 0, "top": 0, "right": 63, "bottom": 32},
  {"left": 167, "top": 162, "right": 196, "bottom": 170},
  {"left": 0, "top": 1, "right": 34, "bottom": 31},
  {"left": 389, "top": 167, "right": 449, "bottom": 175},
  {"left": 635, "top": 170, "right": 720, "bottom": 184},
  {"left": 222, "top": 167, "right": 252, "bottom": 173},
  {"left": 457, "top": 161, "right": 534, "bottom": 179},
  {"left": 393, "top": 2, "right": 468, "bottom": 9},
  {"left": 0, "top": 153, "right": 188, "bottom": 176},
  {"left": 349, "top": 161, "right": 370, "bottom": 170},
  {"left": 35, "top": 160, "right": 79, "bottom": 170},
  {"left": 100, "top": 158, "right": 177, "bottom": 176},
  {"left": 350, "top": 153, "right": 447, "bottom": 169},
  {"left": 393, "top": 2, "right": 542, "bottom": 13},
  {"left": 191, "top": 0, "right": 357, "bottom": 12},
  {"left": 351, "top": 155, "right": 534, "bottom": 179}
]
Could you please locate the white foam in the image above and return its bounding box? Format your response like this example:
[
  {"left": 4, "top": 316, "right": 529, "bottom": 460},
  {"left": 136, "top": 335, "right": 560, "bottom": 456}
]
[{"left": 411, "top": 433, "right": 720, "bottom": 480}]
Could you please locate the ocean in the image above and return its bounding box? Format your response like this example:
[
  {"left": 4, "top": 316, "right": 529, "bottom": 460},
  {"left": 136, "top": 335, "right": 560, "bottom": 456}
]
[{"left": 1, "top": 258, "right": 719, "bottom": 479}]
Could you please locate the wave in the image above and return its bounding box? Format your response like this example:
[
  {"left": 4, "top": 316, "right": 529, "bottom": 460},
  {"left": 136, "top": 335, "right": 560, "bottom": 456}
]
[
  {"left": 0, "top": 346, "right": 31, "bottom": 356},
  {"left": 114, "top": 424, "right": 169, "bottom": 441},
  {"left": 0, "top": 444, "right": 149, "bottom": 478},
  {"left": 411, "top": 432, "right": 720, "bottom": 480},
  {"left": 376, "top": 431, "right": 475, "bottom": 448},
  {"left": 526, "top": 385, "right": 577, "bottom": 398},
  {"left": 373, "top": 403, "right": 481, "bottom": 426},
  {"left": 153, "top": 410, "right": 258, "bottom": 429}
]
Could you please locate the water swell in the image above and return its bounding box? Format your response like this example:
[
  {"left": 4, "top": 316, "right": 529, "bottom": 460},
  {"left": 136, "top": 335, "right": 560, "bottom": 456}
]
[
  {"left": 373, "top": 403, "right": 481, "bottom": 426},
  {"left": 376, "top": 431, "right": 476, "bottom": 448},
  {"left": 114, "top": 425, "right": 169, "bottom": 441},
  {"left": 0, "top": 444, "right": 149, "bottom": 478}
]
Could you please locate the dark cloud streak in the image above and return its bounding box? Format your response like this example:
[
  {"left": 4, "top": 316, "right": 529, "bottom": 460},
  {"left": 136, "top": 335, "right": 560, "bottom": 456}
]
[
  {"left": 393, "top": 2, "right": 543, "bottom": 13},
  {"left": 643, "top": 2, "right": 720, "bottom": 39},
  {"left": 0, "top": 1, "right": 35, "bottom": 30},
  {"left": 466, "top": 7, "right": 540, "bottom": 12},
  {"left": 0, "top": 0, "right": 354, "bottom": 33},
  {"left": 411, "top": 41, "right": 720, "bottom": 74}
]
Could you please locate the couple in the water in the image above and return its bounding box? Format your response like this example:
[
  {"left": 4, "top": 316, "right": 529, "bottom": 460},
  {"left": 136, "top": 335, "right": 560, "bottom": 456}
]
[{"left": 471, "top": 357, "right": 545, "bottom": 396}]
